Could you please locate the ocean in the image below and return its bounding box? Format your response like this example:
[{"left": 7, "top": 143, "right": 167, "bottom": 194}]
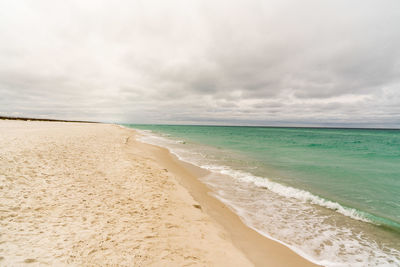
[{"left": 124, "top": 124, "right": 400, "bottom": 266}]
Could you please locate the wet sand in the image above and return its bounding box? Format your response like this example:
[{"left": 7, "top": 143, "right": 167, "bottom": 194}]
[{"left": 0, "top": 120, "right": 316, "bottom": 266}]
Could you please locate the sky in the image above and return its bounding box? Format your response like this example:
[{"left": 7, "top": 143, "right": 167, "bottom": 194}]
[{"left": 1, "top": 0, "right": 400, "bottom": 127}]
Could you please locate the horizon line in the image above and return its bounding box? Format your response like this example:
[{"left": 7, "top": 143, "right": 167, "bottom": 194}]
[{"left": 122, "top": 123, "right": 400, "bottom": 131}]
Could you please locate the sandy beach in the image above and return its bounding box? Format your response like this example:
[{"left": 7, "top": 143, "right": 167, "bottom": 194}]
[{"left": 0, "top": 120, "right": 316, "bottom": 266}]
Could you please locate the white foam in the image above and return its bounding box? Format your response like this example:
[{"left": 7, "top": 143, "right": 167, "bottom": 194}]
[
  {"left": 204, "top": 176, "right": 400, "bottom": 266},
  {"left": 213, "top": 199, "right": 337, "bottom": 267},
  {"left": 201, "top": 164, "right": 372, "bottom": 223}
]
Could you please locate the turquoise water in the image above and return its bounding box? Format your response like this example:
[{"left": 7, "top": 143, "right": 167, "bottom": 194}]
[{"left": 125, "top": 124, "right": 400, "bottom": 266}]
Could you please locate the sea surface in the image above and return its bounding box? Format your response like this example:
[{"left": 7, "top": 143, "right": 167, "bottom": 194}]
[{"left": 124, "top": 124, "right": 400, "bottom": 266}]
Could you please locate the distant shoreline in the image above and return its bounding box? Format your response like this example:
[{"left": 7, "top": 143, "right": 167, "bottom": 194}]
[{"left": 0, "top": 116, "right": 99, "bottom": 124}]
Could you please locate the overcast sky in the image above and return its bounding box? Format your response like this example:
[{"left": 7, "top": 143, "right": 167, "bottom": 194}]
[{"left": 1, "top": 0, "right": 400, "bottom": 127}]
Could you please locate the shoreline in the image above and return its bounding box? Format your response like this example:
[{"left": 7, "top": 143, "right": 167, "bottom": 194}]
[
  {"left": 127, "top": 126, "right": 317, "bottom": 266},
  {"left": 131, "top": 125, "right": 400, "bottom": 266},
  {"left": 1, "top": 120, "right": 316, "bottom": 266}
]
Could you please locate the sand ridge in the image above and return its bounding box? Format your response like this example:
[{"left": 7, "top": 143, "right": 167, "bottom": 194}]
[{"left": 0, "top": 120, "right": 251, "bottom": 266}]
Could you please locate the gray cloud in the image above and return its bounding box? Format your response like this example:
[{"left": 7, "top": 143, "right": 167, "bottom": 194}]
[{"left": 0, "top": 0, "right": 399, "bottom": 127}]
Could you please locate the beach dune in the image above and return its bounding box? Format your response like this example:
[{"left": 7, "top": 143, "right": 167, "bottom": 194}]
[{"left": 0, "top": 120, "right": 315, "bottom": 266}]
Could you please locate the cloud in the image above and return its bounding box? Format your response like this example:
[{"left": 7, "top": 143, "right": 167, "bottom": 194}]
[{"left": 0, "top": 0, "right": 399, "bottom": 127}]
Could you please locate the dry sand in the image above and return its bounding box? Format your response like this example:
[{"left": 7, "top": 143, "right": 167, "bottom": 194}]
[{"left": 0, "top": 120, "right": 316, "bottom": 266}]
